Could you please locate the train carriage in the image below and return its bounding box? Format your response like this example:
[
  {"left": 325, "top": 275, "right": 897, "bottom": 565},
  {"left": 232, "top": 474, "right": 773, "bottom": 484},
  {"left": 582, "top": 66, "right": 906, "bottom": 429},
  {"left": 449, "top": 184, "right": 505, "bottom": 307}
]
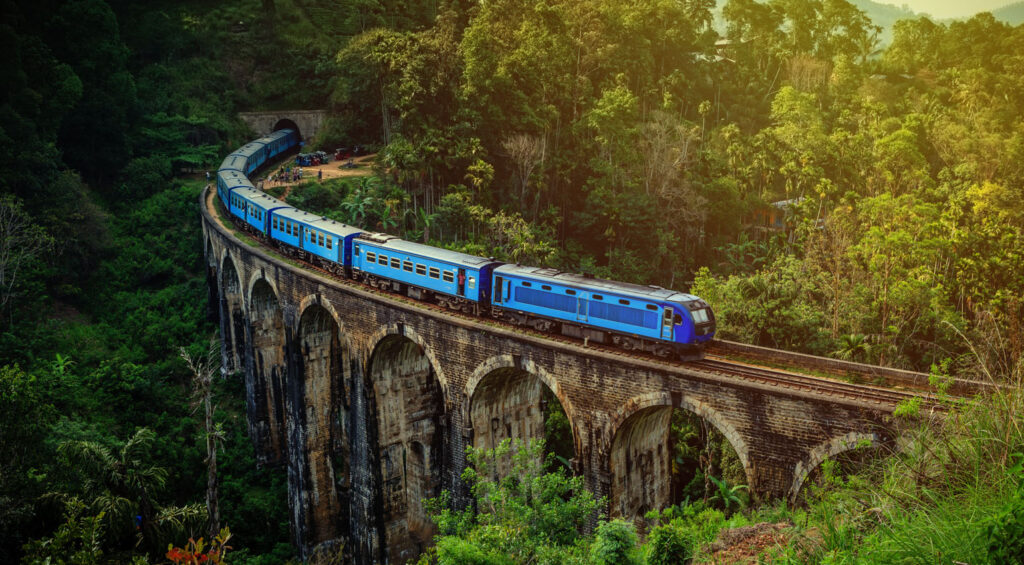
[
  {"left": 229, "top": 140, "right": 270, "bottom": 175},
  {"left": 254, "top": 129, "right": 298, "bottom": 161},
  {"left": 216, "top": 169, "right": 251, "bottom": 209},
  {"left": 491, "top": 265, "right": 716, "bottom": 359},
  {"left": 352, "top": 234, "right": 502, "bottom": 311},
  {"left": 220, "top": 153, "right": 251, "bottom": 175},
  {"left": 233, "top": 189, "right": 287, "bottom": 235},
  {"left": 271, "top": 209, "right": 362, "bottom": 275}
]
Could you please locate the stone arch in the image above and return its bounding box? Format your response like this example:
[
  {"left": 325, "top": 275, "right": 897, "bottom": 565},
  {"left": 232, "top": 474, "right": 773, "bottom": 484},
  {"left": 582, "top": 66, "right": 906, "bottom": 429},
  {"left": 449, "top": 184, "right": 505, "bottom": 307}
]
[
  {"left": 365, "top": 330, "right": 446, "bottom": 564},
  {"left": 248, "top": 277, "right": 288, "bottom": 465},
  {"left": 365, "top": 324, "right": 450, "bottom": 402},
  {"left": 789, "top": 432, "right": 878, "bottom": 501},
  {"left": 466, "top": 355, "right": 578, "bottom": 478},
  {"left": 608, "top": 393, "right": 752, "bottom": 522},
  {"left": 206, "top": 234, "right": 216, "bottom": 267},
  {"left": 297, "top": 293, "right": 345, "bottom": 337},
  {"left": 220, "top": 253, "right": 245, "bottom": 304},
  {"left": 247, "top": 268, "right": 280, "bottom": 303},
  {"left": 274, "top": 118, "right": 301, "bottom": 140},
  {"left": 611, "top": 393, "right": 751, "bottom": 480},
  {"left": 465, "top": 354, "right": 579, "bottom": 437},
  {"left": 220, "top": 254, "right": 247, "bottom": 373},
  {"left": 288, "top": 303, "right": 352, "bottom": 553}
]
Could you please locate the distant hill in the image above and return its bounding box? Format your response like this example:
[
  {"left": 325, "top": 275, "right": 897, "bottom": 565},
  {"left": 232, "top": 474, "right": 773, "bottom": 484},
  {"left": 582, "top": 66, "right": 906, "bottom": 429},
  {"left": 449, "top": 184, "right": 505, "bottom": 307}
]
[
  {"left": 991, "top": 1, "right": 1024, "bottom": 24},
  {"left": 711, "top": 0, "right": 1022, "bottom": 49},
  {"left": 711, "top": 0, "right": 919, "bottom": 47},
  {"left": 848, "top": 0, "right": 919, "bottom": 46}
]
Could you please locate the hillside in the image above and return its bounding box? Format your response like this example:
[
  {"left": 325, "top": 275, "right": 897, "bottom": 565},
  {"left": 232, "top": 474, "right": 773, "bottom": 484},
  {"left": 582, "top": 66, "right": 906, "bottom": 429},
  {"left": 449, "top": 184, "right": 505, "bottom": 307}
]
[
  {"left": 992, "top": 1, "right": 1024, "bottom": 24},
  {"left": 849, "top": 0, "right": 919, "bottom": 44}
]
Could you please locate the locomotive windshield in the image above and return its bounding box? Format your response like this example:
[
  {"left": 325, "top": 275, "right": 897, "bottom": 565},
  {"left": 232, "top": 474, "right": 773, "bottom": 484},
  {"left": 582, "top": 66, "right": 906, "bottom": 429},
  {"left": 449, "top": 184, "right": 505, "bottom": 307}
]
[{"left": 683, "top": 300, "right": 714, "bottom": 327}]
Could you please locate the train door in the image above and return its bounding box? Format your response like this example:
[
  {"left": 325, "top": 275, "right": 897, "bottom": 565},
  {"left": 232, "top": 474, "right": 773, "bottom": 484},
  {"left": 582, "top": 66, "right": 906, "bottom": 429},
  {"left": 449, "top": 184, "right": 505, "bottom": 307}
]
[
  {"left": 493, "top": 276, "right": 504, "bottom": 303},
  {"left": 661, "top": 307, "right": 674, "bottom": 340},
  {"left": 457, "top": 268, "right": 466, "bottom": 296},
  {"left": 576, "top": 294, "right": 588, "bottom": 322}
]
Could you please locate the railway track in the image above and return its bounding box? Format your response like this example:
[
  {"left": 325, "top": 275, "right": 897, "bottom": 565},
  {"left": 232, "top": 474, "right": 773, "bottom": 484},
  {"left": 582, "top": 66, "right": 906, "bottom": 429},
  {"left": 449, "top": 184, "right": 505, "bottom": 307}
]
[
  {"left": 692, "top": 359, "right": 935, "bottom": 407},
  {"left": 208, "top": 188, "right": 942, "bottom": 409}
]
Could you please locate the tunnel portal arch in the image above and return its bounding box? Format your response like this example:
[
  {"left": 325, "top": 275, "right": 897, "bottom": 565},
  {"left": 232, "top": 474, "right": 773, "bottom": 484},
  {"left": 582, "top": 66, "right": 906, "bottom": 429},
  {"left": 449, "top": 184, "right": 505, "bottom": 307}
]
[{"left": 273, "top": 118, "right": 301, "bottom": 140}]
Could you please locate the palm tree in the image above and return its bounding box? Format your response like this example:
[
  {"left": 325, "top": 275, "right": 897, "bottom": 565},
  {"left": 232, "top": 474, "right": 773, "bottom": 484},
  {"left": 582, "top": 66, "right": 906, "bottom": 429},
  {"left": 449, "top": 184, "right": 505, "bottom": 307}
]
[
  {"left": 832, "top": 333, "right": 870, "bottom": 362},
  {"left": 709, "top": 476, "right": 748, "bottom": 514},
  {"left": 58, "top": 428, "right": 204, "bottom": 552}
]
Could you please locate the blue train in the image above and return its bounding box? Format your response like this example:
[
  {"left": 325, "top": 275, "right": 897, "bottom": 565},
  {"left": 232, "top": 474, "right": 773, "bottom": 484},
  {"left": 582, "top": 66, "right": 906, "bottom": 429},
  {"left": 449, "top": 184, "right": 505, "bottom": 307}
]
[{"left": 216, "top": 129, "right": 716, "bottom": 360}]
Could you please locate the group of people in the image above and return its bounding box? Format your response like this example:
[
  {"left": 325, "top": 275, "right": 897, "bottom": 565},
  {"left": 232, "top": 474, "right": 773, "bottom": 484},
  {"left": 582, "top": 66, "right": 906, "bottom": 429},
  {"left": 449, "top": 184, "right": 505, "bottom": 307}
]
[{"left": 266, "top": 165, "right": 323, "bottom": 186}]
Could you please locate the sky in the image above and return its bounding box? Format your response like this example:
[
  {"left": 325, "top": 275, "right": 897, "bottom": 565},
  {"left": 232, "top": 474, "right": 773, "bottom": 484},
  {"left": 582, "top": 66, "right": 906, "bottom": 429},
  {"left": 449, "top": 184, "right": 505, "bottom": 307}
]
[{"left": 894, "top": 0, "right": 1015, "bottom": 19}]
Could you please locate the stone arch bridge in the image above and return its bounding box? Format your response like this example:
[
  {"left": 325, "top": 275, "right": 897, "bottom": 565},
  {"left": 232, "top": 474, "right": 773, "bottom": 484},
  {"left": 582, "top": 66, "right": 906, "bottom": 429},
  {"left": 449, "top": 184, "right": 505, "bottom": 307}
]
[{"left": 201, "top": 189, "right": 901, "bottom": 563}]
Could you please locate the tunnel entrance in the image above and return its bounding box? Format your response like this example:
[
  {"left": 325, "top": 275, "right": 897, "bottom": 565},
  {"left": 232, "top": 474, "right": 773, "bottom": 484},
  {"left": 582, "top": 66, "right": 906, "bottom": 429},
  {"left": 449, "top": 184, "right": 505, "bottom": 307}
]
[{"left": 273, "top": 118, "right": 301, "bottom": 140}]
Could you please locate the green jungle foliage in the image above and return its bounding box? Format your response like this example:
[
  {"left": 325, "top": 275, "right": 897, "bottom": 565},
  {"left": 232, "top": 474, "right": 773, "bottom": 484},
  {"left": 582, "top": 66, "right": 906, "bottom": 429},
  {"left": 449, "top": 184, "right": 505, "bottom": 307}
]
[{"left": 2, "top": 0, "right": 1024, "bottom": 562}]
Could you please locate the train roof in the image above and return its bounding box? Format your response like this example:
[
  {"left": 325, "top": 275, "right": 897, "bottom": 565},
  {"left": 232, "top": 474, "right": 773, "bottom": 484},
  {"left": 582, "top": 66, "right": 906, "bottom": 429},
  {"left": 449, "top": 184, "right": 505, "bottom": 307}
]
[
  {"left": 274, "top": 208, "right": 363, "bottom": 238},
  {"left": 493, "top": 264, "right": 700, "bottom": 304},
  {"left": 357, "top": 233, "right": 502, "bottom": 269},
  {"left": 219, "top": 153, "right": 249, "bottom": 173},
  {"left": 236, "top": 188, "right": 285, "bottom": 211},
  {"left": 255, "top": 129, "right": 294, "bottom": 145},
  {"left": 217, "top": 169, "right": 252, "bottom": 189},
  {"left": 231, "top": 141, "right": 267, "bottom": 158}
]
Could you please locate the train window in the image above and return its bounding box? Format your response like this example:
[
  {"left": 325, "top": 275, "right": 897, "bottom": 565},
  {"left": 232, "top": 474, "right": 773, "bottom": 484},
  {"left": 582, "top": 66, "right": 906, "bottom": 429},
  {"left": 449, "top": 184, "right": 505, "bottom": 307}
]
[
  {"left": 326, "top": 237, "right": 332, "bottom": 250},
  {"left": 443, "top": 271, "right": 454, "bottom": 283},
  {"left": 593, "top": 294, "right": 603, "bottom": 300},
  {"left": 619, "top": 299, "right": 630, "bottom": 305},
  {"left": 403, "top": 260, "right": 413, "bottom": 272},
  {"left": 378, "top": 255, "right": 388, "bottom": 265},
  {"left": 354, "top": 245, "right": 361, "bottom": 256},
  {"left": 566, "top": 289, "right": 576, "bottom": 295},
  {"left": 468, "top": 277, "right": 476, "bottom": 289},
  {"left": 541, "top": 285, "right": 552, "bottom": 291},
  {"left": 416, "top": 264, "right": 426, "bottom": 275},
  {"left": 649, "top": 304, "right": 659, "bottom": 311},
  {"left": 318, "top": 233, "right": 324, "bottom": 247},
  {"left": 272, "top": 218, "right": 277, "bottom": 230},
  {"left": 664, "top": 308, "right": 672, "bottom": 318},
  {"left": 674, "top": 314, "right": 683, "bottom": 324},
  {"left": 391, "top": 257, "right": 400, "bottom": 268},
  {"left": 366, "top": 252, "right": 376, "bottom": 262},
  {"left": 429, "top": 267, "right": 440, "bottom": 279},
  {"left": 522, "top": 282, "right": 532, "bottom": 287}
]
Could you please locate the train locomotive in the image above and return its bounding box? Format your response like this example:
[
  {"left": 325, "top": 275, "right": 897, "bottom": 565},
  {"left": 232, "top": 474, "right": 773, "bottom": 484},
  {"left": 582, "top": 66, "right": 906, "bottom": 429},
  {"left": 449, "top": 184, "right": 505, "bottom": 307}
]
[{"left": 215, "top": 129, "right": 717, "bottom": 360}]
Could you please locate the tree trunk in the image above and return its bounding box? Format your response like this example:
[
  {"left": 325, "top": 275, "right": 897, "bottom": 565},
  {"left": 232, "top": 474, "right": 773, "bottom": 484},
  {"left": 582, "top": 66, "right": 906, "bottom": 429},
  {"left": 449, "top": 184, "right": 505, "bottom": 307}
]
[{"left": 206, "top": 393, "right": 219, "bottom": 538}]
